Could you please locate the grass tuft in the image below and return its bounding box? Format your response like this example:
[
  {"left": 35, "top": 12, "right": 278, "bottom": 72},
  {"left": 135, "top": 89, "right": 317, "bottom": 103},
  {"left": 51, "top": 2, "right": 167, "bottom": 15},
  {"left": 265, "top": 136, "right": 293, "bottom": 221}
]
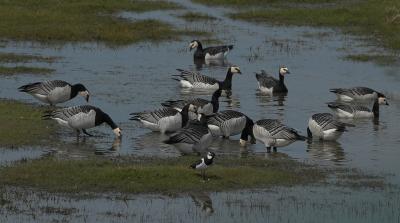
[
  {"left": 0, "top": 100, "right": 56, "bottom": 147},
  {"left": 178, "top": 12, "right": 218, "bottom": 21},
  {"left": 0, "top": 53, "right": 59, "bottom": 63},
  {"left": 0, "top": 156, "right": 326, "bottom": 194}
]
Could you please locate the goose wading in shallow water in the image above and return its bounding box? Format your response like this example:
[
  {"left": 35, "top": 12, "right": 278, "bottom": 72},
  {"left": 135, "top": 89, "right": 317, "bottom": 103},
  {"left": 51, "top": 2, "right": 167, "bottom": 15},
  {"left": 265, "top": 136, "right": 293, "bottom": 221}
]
[
  {"left": 130, "top": 104, "right": 197, "bottom": 134},
  {"left": 255, "top": 65, "right": 290, "bottom": 94},
  {"left": 330, "top": 86, "right": 386, "bottom": 102},
  {"left": 253, "top": 119, "right": 307, "bottom": 153},
  {"left": 162, "top": 88, "right": 222, "bottom": 118},
  {"left": 18, "top": 80, "right": 90, "bottom": 106},
  {"left": 164, "top": 115, "right": 213, "bottom": 155},
  {"left": 307, "top": 113, "right": 355, "bottom": 141},
  {"left": 327, "top": 96, "right": 389, "bottom": 119},
  {"left": 189, "top": 40, "right": 233, "bottom": 60},
  {"left": 190, "top": 151, "right": 216, "bottom": 180},
  {"left": 172, "top": 66, "right": 241, "bottom": 96},
  {"left": 43, "top": 105, "right": 121, "bottom": 138},
  {"left": 206, "top": 110, "right": 255, "bottom": 146}
]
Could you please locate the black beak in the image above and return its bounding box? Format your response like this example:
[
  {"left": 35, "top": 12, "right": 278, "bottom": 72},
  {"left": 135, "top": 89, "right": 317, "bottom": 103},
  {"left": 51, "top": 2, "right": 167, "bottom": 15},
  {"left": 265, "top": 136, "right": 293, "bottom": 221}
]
[
  {"left": 286, "top": 71, "right": 291, "bottom": 74},
  {"left": 238, "top": 70, "right": 242, "bottom": 74},
  {"left": 386, "top": 101, "right": 389, "bottom": 105},
  {"left": 86, "top": 94, "right": 90, "bottom": 102}
]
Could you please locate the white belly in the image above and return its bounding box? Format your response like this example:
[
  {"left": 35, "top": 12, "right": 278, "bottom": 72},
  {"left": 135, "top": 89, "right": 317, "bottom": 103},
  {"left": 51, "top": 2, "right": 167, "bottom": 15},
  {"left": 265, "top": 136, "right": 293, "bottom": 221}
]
[
  {"left": 158, "top": 113, "right": 182, "bottom": 133},
  {"left": 321, "top": 129, "right": 343, "bottom": 141},
  {"left": 258, "top": 83, "right": 273, "bottom": 94},
  {"left": 205, "top": 52, "right": 225, "bottom": 60},
  {"left": 337, "top": 94, "right": 354, "bottom": 102},
  {"left": 220, "top": 117, "right": 246, "bottom": 137},
  {"left": 32, "top": 94, "right": 50, "bottom": 104},
  {"left": 180, "top": 80, "right": 193, "bottom": 88},
  {"left": 192, "top": 82, "right": 219, "bottom": 89},
  {"left": 208, "top": 124, "right": 221, "bottom": 136}
]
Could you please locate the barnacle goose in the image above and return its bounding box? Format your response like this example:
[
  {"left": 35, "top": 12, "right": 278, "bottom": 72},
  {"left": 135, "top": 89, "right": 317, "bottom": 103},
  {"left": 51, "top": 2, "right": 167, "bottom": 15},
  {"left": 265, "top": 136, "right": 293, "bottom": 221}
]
[
  {"left": 19, "top": 80, "right": 90, "bottom": 106},
  {"left": 164, "top": 115, "right": 213, "bottom": 154},
  {"left": 190, "top": 151, "right": 215, "bottom": 180},
  {"left": 130, "top": 104, "right": 197, "bottom": 134},
  {"left": 162, "top": 88, "right": 222, "bottom": 117},
  {"left": 172, "top": 66, "right": 241, "bottom": 95},
  {"left": 253, "top": 119, "right": 307, "bottom": 153},
  {"left": 307, "top": 113, "right": 355, "bottom": 141},
  {"left": 327, "top": 96, "right": 389, "bottom": 118},
  {"left": 330, "top": 87, "right": 386, "bottom": 102},
  {"left": 189, "top": 40, "right": 233, "bottom": 60},
  {"left": 206, "top": 110, "right": 255, "bottom": 146},
  {"left": 255, "top": 66, "right": 290, "bottom": 94},
  {"left": 43, "top": 105, "right": 121, "bottom": 137}
]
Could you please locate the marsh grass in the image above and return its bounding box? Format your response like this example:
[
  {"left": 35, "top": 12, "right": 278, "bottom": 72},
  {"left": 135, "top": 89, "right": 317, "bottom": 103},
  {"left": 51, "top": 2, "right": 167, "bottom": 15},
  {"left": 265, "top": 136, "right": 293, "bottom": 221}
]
[
  {"left": 0, "top": 53, "right": 59, "bottom": 63},
  {"left": 0, "top": 100, "right": 56, "bottom": 147},
  {"left": 343, "top": 54, "right": 398, "bottom": 65},
  {"left": 0, "top": 0, "right": 184, "bottom": 45},
  {"left": 0, "top": 156, "right": 325, "bottom": 194},
  {"left": 196, "top": 0, "right": 400, "bottom": 51},
  {"left": 178, "top": 12, "right": 218, "bottom": 21}
]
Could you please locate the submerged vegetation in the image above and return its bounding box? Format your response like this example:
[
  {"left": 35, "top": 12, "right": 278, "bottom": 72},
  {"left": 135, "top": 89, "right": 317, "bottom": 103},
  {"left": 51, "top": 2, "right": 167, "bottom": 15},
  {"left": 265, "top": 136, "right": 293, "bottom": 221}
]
[
  {"left": 194, "top": 0, "right": 400, "bottom": 51},
  {"left": 0, "top": 100, "right": 56, "bottom": 147},
  {"left": 0, "top": 0, "right": 189, "bottom": 45},
  {"left": 0, "top": 66, "right": 54, "bottom": 75},
  {"left": 0, "top": 156, "right": 325, "bottom": 194},
  {"left": 0, "top": 52, "right": 58, "bottom": 75},
  {"left": 342, "top": 54, "right": 398, "bottom": 65},
  {"left": 178, "top": 12, "right": 218, "bottom": 21}
]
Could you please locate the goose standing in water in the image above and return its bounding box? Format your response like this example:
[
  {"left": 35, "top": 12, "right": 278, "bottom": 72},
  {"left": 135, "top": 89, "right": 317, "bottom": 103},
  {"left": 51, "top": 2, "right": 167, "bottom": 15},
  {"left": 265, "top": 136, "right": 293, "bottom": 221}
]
[
  {"left": 164, "top": 115, "right": 213, "bottom": 154},
  {"left": 172, "top": 66, "right": 241, "bottom": 96},
  {"left": 330, "top": 87, "right": 385, "bottom": 102},
  {"left": 43, "top": 105, "right": 121, "bottom": 138},
  {"left": 130, "top": 104, "right": 197, "bottom": 134},
  {"left": 253, "top": 119, "right": 306, "bottom": 153},
  {"left": 162, "top": 88, "right": 222, "bottom": 117},
  {"left": 189, "top": 40, "right": 233, "bottom": 60},
  {"left": 206, "top": 110, "right": 255, "bottom": 146},
  {"left": 327, "top": 96, "right": 389, "bottom": 118},
  {"left": 19, "top": 80, "right": 90, "bottom": 106},
  {"left": 307, "top": 113, "right": 355, "bottom": 141},
  {"left": 255, "top": 66, "right": 290, "bottom": 94}
]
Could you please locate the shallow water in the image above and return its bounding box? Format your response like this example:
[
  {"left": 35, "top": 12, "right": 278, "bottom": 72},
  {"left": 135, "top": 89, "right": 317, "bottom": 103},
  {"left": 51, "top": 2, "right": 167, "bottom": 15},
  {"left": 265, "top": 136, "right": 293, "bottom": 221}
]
[{"left": 0, "top": 0, "right": 399, "bottom": 221}]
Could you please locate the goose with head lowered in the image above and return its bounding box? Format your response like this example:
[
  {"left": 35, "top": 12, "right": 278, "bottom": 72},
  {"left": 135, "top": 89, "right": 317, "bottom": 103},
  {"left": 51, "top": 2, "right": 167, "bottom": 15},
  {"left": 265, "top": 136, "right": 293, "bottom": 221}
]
[
  {"left": 206, "top": 110, "right": 255, "bottom": 146},
  {"left": 307, "top": 113, "right": 355, "bottom": 141},
  {"left": 255, "top": 65, "right": 291, "bottom": 94},
  {"left": 172, "top": 66, "right": 241, "bottom": 95},
  {"left": 189, "top": 40, "right": 233, "bottom": 60},
  {"left": 330, "top": 87, "right": 386, "bottom": 102},
  {"left": 162, "top": 88, "right": 222, "bottom": 118},
  {"left": 327, "top": 96, "right": 389, "bottom": 119},
  {"left": 43, "top": 105, "right": 121, "bottom": 138},
  {"left": 19, "top": 80, "right": 90, "bottom": 106},
  {"left": 130, "top": 104, "right": 197, "bottom": 134},
  {"left": 164, "top": 115, "right": 213, "bottom": 155},
  {"left": 253, "top": 119, "right": 306, "bottom": 153}
]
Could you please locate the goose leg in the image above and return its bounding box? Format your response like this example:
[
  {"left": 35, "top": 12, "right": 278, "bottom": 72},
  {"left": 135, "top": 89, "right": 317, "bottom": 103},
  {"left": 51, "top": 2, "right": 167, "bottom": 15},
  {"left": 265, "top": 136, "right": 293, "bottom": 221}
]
[
  {"left": 76, "top": 130, "right": 81, "bottom": 139},
  {"left": 202, "top": 170, "right": 206, "bottom": 181},
  {"left": 273, "top": 147, "right": 277, "bottom": 152},
  {"left": 266, "top": 147, "right": 271, "bottom": 153},
  {"left": 82, "top": 129, "right": 94, "bottom": 137}
]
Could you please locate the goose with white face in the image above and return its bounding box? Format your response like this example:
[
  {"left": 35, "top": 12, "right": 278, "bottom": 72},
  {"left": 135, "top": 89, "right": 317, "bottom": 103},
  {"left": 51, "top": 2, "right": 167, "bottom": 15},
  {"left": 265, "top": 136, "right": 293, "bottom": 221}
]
[
  {"left": 279, "top": 66, "right": 290, "bottom": 75},
  {"left": 189, "top": 40, "right": 199, "bottom": 51},
  {"left": 230, "top": 66, "right": 241, "bottom": 74}
]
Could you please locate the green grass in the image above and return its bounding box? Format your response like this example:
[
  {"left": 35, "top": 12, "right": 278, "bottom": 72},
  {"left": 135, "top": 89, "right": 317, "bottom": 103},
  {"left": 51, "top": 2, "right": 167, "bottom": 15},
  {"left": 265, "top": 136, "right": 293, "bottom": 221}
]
[
  {"left": 195, "top": 0, "right": 400, "bottom": 51},
  {"left": 343, "top": 54, "right": 398, "bottom": 65},
  {"left": 0, "top": 0, "right": 185, "bottom": 45},
  {"left": 193, "top": 0, "right": 341, "bottom": 6},
  {"left": 0, "top": 156, "right": 325, "bottom": 194},
  {"left": 0, "top": 53, "right": 59, "bottom": 63},
  {"left": 0, "top": 66, "right": 54, "bottom": 75},
  {"left": 178, "top": 12, "right": 218, "bottom": 21},
  {"left": 0, "top": 100, "right": 56, "bottom": 147}
]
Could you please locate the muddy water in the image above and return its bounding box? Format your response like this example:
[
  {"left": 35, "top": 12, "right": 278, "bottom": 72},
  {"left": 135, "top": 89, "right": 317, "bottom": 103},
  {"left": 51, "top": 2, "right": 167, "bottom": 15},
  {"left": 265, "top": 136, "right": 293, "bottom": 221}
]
[{"left": 0, "top": 0, "right": 399, "bottom": 221}]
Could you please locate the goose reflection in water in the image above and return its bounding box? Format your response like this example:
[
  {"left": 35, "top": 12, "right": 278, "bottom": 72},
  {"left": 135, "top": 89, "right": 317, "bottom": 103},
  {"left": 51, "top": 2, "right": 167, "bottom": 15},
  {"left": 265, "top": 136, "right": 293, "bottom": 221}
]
[
  {"left": 256, "top": 91, "right": 287, "bottom": 107},
  {"left": 95, "top": 137, "right": 121, "bottom": 156},
  {"left": 306, "top": 140, "right": 345, "bottom": 164},
  {"left": 193, "top": 58, "right": 230, "bottom": 70}
]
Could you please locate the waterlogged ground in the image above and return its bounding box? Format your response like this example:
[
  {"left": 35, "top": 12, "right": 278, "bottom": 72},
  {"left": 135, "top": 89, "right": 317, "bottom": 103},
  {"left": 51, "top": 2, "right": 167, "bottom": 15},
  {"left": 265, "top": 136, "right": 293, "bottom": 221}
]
[{"left": 0, "top": 0, "right": 399, "bottom": 222}]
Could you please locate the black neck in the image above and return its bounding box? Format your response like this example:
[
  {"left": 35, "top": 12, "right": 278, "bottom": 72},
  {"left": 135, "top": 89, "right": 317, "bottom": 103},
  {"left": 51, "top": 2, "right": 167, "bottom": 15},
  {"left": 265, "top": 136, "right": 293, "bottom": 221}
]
[
  {"left": 197, "top": 42, "right": 203, "bottom": 50},
  {"left": 96, "top": 111, "right": 118, "bottom": 129},
  {"left": 204, "top": 157, "right": 213, "bottom": 165},
  {"left": 70, "top": 84, "right": 80, "bottom": 99},
  {"left": 211, "top": 91, "right": 221, "bottom": 112},
  {"left": 372, "top": 98, "right": 379, "bottom": 118},
  {"left": 279, "top": 72, "right": 288, "bottom": 92},
  {"left": 180, "top": 104, "right": 191, "bottom": 127},
  {"left": 307, "top": 127, "right": 312, "bottom": 138},
  {"left": 240, "top": 117, "right": 254, "bottom": 141},
  {"left": 221, "top": 69, "right": 233, "bottom": 90}
]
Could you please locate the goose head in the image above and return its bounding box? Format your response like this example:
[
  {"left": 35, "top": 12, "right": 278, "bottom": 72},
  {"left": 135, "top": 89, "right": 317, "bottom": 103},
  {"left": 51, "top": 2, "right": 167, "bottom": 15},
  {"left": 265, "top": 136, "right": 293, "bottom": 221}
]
[
  {"left": 279, "top": 65, "right": 290, "bottom": 75},
  {"left": 207, "top": 151, "right": 215, "bottom": 160},
  {"left": 378, "top": 96, "right": 389, "bottom": 105},
  {"left": 74, "top": 83, "right": 90, "bottom": 102},
  {"left": 189, "top": 40, "right": 200, "bottom": 51},
  {"left": 229, "top": 66, "right": 241, "bottom": 74},
  {"left": 113, "top": 127, "right": 122, "bottom": 138}
]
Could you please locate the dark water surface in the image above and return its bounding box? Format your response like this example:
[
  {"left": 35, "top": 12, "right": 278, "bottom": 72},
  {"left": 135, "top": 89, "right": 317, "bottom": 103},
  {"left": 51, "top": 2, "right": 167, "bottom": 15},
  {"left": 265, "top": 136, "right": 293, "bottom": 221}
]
[{"left": 0, "top": 0, "right": 399, "bottom": 222}]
